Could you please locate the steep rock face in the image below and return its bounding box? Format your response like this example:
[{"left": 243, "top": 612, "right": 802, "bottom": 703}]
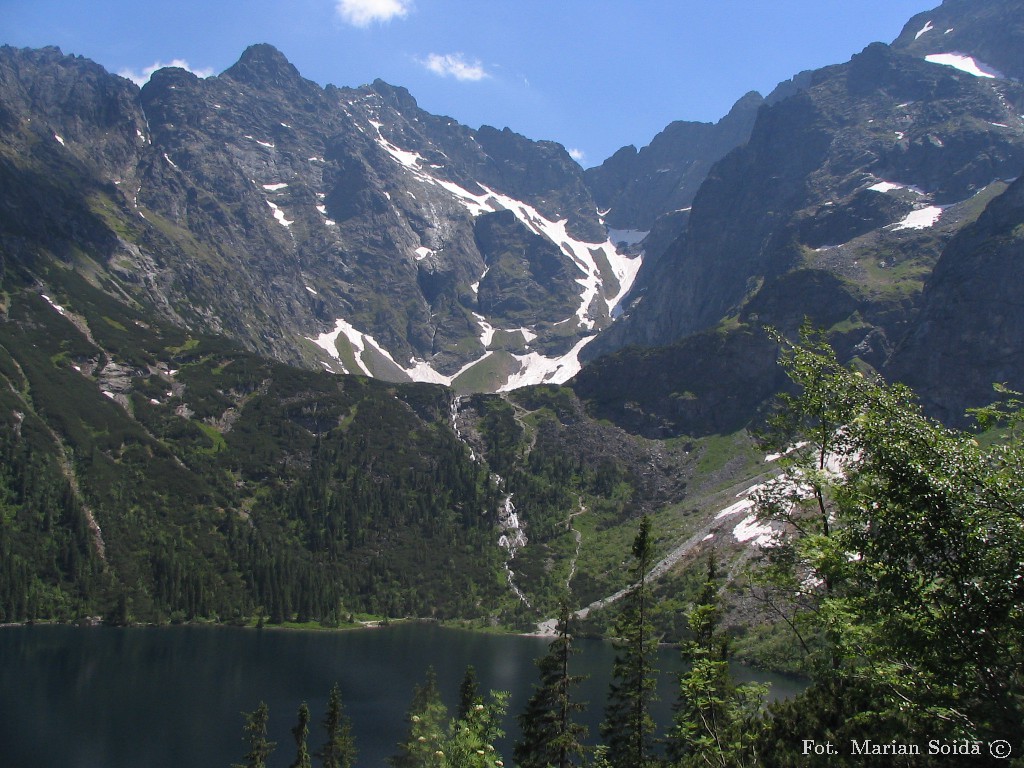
[
  {"left": 571, "top": 328, "right": 786, "bottom": 438},
  {"left": 473, "top": 126, "right": 604, "bottom": 242},
  {"left": 474, "top": 210, "right": 582, "bottom": 331},
  {"left": 0, "top": 46, "right": 145, "bottom": 180},
  {"left": 885, "top": 174, "right": 1024, "bottom": 424},
  {"left": 584, "top": 91, "right": 763, "bottom": 231},
  {"left": 0, "top": 46, "right": 153, "bottom": 296},
  {"left": 587, "top": 39, "right": 1024, "bottom": 360},
  {"left": 0, "top": 44, "right": 639, "bottom": 391}
]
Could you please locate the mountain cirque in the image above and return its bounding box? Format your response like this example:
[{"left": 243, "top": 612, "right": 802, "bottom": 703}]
[
  {"left": 0, "top": 43, "right": 639, "bottom": 394},
  {"left": 3, "top": 0, "right": 1024, "bottom": 420}
]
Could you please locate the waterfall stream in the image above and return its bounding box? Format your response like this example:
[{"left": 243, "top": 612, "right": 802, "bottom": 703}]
[{"left": 450, "top": 396, "right": 530, "bottom": 605}]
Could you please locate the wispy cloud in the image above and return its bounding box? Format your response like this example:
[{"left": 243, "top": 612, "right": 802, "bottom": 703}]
[
  {"left": 336, "top": 0, "right": 412, "bottom": 27},
  {"left": 568, "top": 148, "right": 586, "bottom": 163},
  {"left": 118, "top": 59, "right": 214, "bottom": 86},
  {"left": 420, "top": 53, "right": 489, "bottom": 82}
]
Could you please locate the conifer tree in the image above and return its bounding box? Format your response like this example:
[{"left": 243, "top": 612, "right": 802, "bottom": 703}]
[
  {"left": 289, "top": 701, "right": 312, "bottom": 768},
  {"left": 233, "top": 701, "right": 276, "bottom": 768},
  {"left": 600, "top": 515, "right": 657, "bottom": 768},
  {"left": 514, "top": 601, "right": 588, "bottom": 768},
  {"left": 669, "top": 554, "right": 765, "bottom": 767},
  {"left": 458, "top": 665, "right": 479, "bottom": 721},
  {"left": 317, "top": 684, "right": 356, "bottom": 768}
]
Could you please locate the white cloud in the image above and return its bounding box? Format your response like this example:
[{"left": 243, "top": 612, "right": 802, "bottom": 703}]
[
  {"left": 568, "top": 148, "right": 585, "bottom": 163},
  {"left": 420, "top": 53, "right": 489, "bottom": 82},
  {"left": 118, "top": 59, "right": 214, "bottom": 87},
  {"left": 336, "top": 0, "right": 411, "bottom": 27}
]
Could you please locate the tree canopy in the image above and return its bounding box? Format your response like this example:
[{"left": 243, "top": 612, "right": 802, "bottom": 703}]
[{"left": 753, "top": 325, "right": 1024, "bottom": 760}]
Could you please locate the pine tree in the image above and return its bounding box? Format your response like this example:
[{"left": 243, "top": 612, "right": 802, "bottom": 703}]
[
  {"left": 600, "top": 516, "right": 657, "bottom": 768},
  {"left": 317, "top": 684, "right": 356, "bottom": 768},
  {"left": 514, "top": 601, "right": 588, "bottom": 768},
  {"left": 233, "top": 701, "right": 276, "bottom": 768},
  {"left": 289, "top": 701, "right": 312, "bottom": 768}
]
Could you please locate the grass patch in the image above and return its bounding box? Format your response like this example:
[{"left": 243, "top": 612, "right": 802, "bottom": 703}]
[
  {"left": 451, "top": 351, "right": 518, "bottom": 394},
  {"left": 194, "top": 421, "right": 227, "bottom": 454},
  {"left": 690, "top": 431, "right": 761, "bottom": 491}
]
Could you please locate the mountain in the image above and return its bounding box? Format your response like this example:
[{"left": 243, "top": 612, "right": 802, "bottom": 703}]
[
  {"left": 4, "top": 0, "right": 1024, "bottom": 636},
  {"left": 578, "top": 0, "right": 1024, "bottom": 433},
  {"left": 0, "top": 42, "right": 669, "bottom": 627},
  {"left": 584, "top": 91, "right": 763, "bottom": 232},
  {"left": 886, "top": 172, "right": 1024, "bottom": 424},
  {"left": 0, "top": 43, "right": 640, "bottom": 394},
  {"left": 892, "top": 0, "right": 1024, "bottom": 81},
  {"left": 0, "top": 230, "right": 694, "bottom": 625}
]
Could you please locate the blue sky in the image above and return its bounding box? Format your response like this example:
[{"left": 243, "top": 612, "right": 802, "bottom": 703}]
[{"left": 4, "top": 0, "right": 940, "bottom": 166}]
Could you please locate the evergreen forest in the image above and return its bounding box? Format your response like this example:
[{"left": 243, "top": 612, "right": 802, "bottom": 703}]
[{"left": 230, "top": 330, "right": 1024, "bottom": 767}]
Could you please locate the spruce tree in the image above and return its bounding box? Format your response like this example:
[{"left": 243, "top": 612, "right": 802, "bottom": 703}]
[
  {"left": 317, "top": 684, "right": 356, "bottom": 768},
  {"left": 514, "top": 601, "right": 588, "bottom": 768},
  {"left": 669, "top": 554, "right": 765, "bottom": 767},
  {"left": 600, "top": 516, "right": 657, "bottom": 768},
  {"left": 289, "top": 701, "right": 312, "bottom": 768},
  {"left": 233, "top": 701, "right": 276, "bottom": 768},
  {"left": 458, "top": 665, "right": 479, "bottom": 720}
]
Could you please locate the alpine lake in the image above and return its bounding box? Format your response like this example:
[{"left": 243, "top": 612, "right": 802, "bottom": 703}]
[{"left": 0, "top": 622, "right": 802, "bottom": 767}]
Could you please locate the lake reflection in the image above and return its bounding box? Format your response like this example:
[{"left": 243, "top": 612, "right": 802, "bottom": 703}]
[{"left": 0, "top": 623, "right": 801, "bottom": 767}]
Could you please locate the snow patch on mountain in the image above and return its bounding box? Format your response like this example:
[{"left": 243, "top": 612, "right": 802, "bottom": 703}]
[
  {"left": 733, "top": 515, "right": 778, "bottom": 548},
  {"left": 891, "top": 205, "right": 943, "bottom": 230},
  {"left": 473, "top": 314, "right": 496, "bottom": 347},
  {"left": 41, "top": 294, "right": 67, "bottom": 316},
  {"left": 499, "top": 336, "right": 593, "bottom": 391},
  {"left": 314, "top": 204, "right": 336, "bottom": 226},
  {"left": 309, "top": 318, "right": 372, "bottom": 375},
  {"left": 266, "top": 199, "right": 293, "bottom": 228},
  {"left": 915, "top": 20, "right": 934, "bottom": 40},
  {"left": 868, "top": 180, "right": 926, "bottom": 195},
  {"left": 925, "top": 53, "right": 1003, "bottom": 79},
  {"left": 715, "top": 496, "right": 755, "bottom": 520},
  {"left": 370, "top": 120, "right": 425, "bottom": 168}
]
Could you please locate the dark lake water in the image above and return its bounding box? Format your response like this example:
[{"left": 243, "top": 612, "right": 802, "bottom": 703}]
[{"left": 0, "top": 622, "right": 802, "bottom": 767}]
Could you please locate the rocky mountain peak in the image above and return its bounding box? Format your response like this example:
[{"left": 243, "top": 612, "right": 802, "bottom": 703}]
[
  {"left": 0, "top": 42, "right": 634, "bottom": 393},
  {"left": 586, "top": 18, "right": 1024, "bottom": 367},
  {"left": 222, "top": 43, "right": 306, "bottom": 89},
  {"left": 368, "top": 78, "right": 420, "bottom": 113},
  {"left": 0, "top": 44, "right": 145, "bottom": 178},
  {"left": 584, "top": 89, "right": 763, "bottom": 230}
]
